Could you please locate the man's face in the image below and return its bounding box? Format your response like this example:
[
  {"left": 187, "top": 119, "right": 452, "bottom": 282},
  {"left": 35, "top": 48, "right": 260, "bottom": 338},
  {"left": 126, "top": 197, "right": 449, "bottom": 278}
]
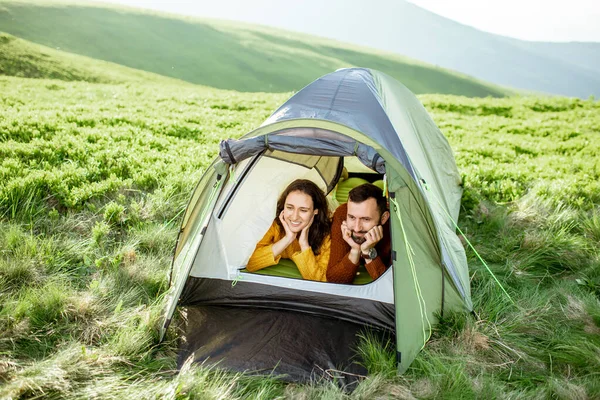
[{"left": 346, "top": 198, "right": 381, "bottom": 244}]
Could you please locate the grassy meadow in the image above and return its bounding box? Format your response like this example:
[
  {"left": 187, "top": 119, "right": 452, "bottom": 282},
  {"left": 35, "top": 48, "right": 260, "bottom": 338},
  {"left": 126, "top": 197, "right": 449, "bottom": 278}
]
[
  {"left": 1, "top": 67, "right": 600, "bottom": 397},
  {"left": 0, "top": 0, "right": 509, "bottom": 97}
]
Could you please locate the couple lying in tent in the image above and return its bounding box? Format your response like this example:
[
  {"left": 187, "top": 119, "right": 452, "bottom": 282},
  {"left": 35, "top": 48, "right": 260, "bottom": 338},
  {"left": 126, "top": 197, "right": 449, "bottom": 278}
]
[{"left": 246, "top": 179, "right": 391, "bottom": 283}]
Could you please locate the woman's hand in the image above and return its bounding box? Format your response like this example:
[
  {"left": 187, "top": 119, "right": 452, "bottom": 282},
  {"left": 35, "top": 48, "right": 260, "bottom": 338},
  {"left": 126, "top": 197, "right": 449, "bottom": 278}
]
[
  {"left": 298, "top": 213, "right": 315, "bottom": 251},
  {"left": 271, "top": 211, "right": 298, "bottom": 258},
  {"left": 279, "top": 211, "right": 297, "bottom": 245}
]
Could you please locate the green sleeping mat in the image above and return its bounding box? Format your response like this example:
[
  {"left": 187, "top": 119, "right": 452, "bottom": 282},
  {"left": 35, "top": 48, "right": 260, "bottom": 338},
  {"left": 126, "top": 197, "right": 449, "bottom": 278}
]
[{"left": 241, "top": 258, "right": 374, "bottom": 285}]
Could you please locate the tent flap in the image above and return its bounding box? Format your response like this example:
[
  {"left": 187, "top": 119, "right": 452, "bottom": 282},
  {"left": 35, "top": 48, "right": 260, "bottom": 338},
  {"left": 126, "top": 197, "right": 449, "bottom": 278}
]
[
  {"left": 178, "top": 305, "right": 387, "bottom": 385},
  {"left": 180, "top": 277, "right": 395, "bottom": 331},
  {"left": 219, "top": 133, "right": 385, "bottom": 174}
]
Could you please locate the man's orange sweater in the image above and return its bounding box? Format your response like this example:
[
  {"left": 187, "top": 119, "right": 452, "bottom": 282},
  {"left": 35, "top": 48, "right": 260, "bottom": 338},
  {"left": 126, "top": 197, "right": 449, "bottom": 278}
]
[{"left": 326, "top": 203, "right": 391, "bottom": 284}]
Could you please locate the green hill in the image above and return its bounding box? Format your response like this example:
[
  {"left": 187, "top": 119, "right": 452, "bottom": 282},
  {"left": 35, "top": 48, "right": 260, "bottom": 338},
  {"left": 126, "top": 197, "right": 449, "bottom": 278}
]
[
  {"left": 195, "top": 0, "right": 599, "bottom": 98},
  {"left": 0, "top": 0, "right": 508, "bottom": 96},
  {"left": 0, "top": 32, "right": 189, "bottom": 84}
]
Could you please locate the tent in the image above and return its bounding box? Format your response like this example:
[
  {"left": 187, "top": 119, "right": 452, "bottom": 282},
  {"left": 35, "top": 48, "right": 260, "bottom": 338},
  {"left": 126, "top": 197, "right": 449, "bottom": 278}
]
[{"left": 159, "top": 67, "right": 472, "bottom": 379}]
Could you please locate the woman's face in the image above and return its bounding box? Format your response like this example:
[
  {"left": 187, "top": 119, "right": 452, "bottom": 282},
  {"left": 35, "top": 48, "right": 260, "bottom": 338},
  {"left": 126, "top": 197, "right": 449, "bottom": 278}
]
[{"left": 283, "top": 190, "right": 317, "bottom": 233}]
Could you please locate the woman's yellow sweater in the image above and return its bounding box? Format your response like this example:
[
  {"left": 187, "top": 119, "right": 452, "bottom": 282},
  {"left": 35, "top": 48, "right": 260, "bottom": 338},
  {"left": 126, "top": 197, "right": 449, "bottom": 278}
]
[{"left": 246, "top": 221, "right": 330, "bottom": 282}]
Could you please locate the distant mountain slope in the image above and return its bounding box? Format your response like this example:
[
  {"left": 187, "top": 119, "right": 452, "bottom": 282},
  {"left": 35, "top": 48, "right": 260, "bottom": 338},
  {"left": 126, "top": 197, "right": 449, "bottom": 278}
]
[
  {"left": 0, "top": 0, "right": 508, "bottom": 97},
  {"left": 508, "top": 40, "right": 600, "bottom": 76},
  {"left": 0, "top": 32, "right": 186, "bottom": 84},
  {"left": 150, "top": 0, "right": 600, "bottom": 98}
]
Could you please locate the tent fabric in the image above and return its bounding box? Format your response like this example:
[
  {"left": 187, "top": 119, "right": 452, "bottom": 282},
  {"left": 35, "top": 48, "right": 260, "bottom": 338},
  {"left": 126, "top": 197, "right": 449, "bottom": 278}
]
[
  {"left": 219, "top": 130, "right": 386, "bottom": 175},
  {"left": 260, "top": 69, "right": 417, "bottom": 179},
  {"left": 177, "top": 306, "right": 376, "bottom": 385},
  {"left": 371, "top": 70, "right": 471, "bottom": 305},
  {"left": 180, "top": 278, "right": 395, "bottom": 331},
  {"left": 371, "top": 71, "right": 462, "bottom": 223},
  {"left": 163, "top": 67, "right": 472, "bottom": 378}
]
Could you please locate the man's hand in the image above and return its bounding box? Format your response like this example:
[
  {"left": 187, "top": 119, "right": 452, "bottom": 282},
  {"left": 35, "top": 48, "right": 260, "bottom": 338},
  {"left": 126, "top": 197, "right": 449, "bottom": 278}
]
[
  {"left": 298, "top": 213, "right": 315, "bottom": 251},
  {"left": 360, "top": 225, "right": 384, "bottom": 254},
  {"left": 341, "top": 220, "right": 361, "bottom": 250},
  {"left": 341, "top": 220, "right": 362, "bottom": 265}
]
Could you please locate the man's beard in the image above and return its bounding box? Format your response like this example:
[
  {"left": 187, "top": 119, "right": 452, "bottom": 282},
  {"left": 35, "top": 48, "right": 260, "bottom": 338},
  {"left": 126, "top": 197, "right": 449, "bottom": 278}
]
[
  {"left": 351, "top": 232, "right": 367, "bottom": 244},
  {"left": 350, "top": 216, "right": 383, "bottom": 244}
]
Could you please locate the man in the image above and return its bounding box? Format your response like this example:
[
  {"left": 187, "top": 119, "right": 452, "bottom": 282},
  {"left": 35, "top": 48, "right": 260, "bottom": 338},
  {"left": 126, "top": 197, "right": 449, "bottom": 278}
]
[{"left": 327, "top": 183, "right": 391, "bottom": 284}]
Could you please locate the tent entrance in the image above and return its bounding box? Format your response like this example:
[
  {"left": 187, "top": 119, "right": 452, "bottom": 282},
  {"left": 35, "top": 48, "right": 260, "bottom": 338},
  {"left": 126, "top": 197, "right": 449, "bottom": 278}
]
[
  {"left": 187, "top": 149, "right": 385, "bottom": 280},
  {"left": 161, "top": 148, "right": 393, "bottom": 341}
]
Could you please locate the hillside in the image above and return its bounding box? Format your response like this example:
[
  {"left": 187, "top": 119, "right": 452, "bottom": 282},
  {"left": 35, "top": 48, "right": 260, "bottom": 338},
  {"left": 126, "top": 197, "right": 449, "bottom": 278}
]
[
  {"left": 1, "top": 73, "right": 599, "bottom": 398},
  {"left": 152, "top": 0, "right": 600, "bottom": 98},
  {"left": 0, "top": 0, "right": 509, "bottom": 97},
  {"left": 508, "top": 39, "right": 600, "bottom": 76},
  {"left": 0, "top": 32, "right": 189, "bottom": 84}
]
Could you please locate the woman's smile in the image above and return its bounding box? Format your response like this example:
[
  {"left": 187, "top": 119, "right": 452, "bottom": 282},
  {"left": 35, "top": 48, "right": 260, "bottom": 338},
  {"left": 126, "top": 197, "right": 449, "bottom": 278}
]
[{"left": 284, "top": 191, "right": 316, "bottom": 233}]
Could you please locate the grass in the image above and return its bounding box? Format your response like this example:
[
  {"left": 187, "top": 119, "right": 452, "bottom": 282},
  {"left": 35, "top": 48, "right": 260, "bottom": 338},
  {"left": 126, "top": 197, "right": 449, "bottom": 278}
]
[
  {"left": 0, "top": 0, "right": 509, "bottom": 96},
  {"left": 0, "top": 70, "right": 599, "bottom": 398}
]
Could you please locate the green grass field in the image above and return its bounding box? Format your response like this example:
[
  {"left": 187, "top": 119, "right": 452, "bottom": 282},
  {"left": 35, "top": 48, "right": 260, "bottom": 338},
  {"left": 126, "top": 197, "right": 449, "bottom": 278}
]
[
  {"left": 0, "top": 0, "right": 509, "bottom": 97},
  {"left": 1, "top": 31, "right": 600, "bottom": 398}
]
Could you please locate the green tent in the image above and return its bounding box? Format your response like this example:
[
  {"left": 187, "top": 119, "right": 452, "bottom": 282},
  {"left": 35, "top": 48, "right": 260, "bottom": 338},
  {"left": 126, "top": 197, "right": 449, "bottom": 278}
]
[{"left": 160, "top": 68, "right": 472, "bottom": 379}]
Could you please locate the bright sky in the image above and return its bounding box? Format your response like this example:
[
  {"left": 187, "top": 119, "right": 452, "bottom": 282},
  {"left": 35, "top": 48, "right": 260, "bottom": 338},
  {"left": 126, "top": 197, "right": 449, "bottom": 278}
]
[
  {"left": 84, "top": 0, "right": 600, "bottom": 42},
  {"left": 408, "top": 0, "right": 600, "bottom": 42}
]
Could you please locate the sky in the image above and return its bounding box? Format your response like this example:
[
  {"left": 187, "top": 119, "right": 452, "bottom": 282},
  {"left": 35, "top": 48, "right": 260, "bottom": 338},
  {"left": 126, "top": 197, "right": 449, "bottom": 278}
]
[
  {"left": 83, "top": 0, "right": 600, "bottom": 42},
  {"left": 408, "top": 0, "right": 600, "bottom": 42}
]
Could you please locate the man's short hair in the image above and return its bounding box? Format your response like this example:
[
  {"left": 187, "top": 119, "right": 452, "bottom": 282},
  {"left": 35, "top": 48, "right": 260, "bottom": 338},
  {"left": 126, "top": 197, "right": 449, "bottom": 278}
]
[{"left": 348, "top": 183, "right": 388, "bottom": 216}]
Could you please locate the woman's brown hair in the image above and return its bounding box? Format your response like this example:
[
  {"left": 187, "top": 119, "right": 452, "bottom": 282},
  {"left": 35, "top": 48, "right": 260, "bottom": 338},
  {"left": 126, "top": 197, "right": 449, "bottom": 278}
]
[{"left": 274, "top": 179, "right": 331, "bottom": 254}]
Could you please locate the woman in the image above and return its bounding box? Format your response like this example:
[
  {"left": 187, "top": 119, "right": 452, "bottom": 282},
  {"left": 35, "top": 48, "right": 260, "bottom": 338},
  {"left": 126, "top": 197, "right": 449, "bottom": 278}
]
[{"left": 247, "top": 179, "right": 331, "bottom": 282}]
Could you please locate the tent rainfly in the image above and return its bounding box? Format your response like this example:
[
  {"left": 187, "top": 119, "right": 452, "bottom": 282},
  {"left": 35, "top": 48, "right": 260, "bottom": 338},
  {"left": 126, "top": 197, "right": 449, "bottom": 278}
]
[{"left": 159, "top": 68, "right": 472, "bottom": 380}]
